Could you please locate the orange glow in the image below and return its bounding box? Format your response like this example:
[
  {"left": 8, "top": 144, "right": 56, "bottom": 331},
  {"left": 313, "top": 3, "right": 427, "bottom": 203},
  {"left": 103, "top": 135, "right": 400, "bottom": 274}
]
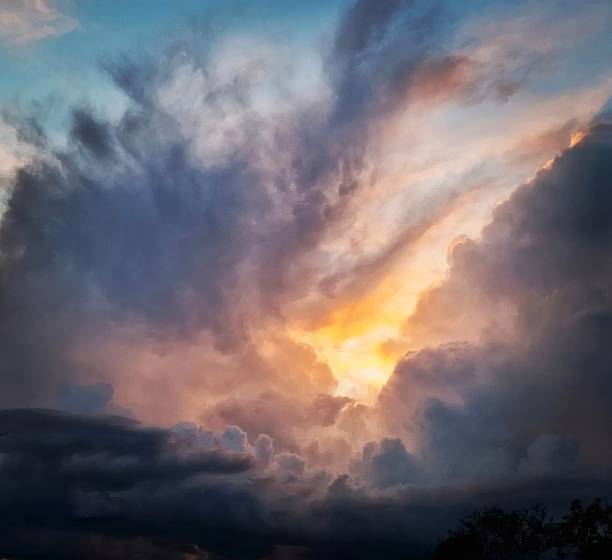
[
  {"left": 289, "top": 184, "right": 502, "bottom": 403},
  {"left": 570, "top": 130, "right": 587, "bottom": 147}
]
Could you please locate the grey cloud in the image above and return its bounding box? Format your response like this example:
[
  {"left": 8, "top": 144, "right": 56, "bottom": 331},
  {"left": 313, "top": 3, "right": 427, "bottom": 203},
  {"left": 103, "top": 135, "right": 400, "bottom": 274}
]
[
  {"left": 0, "top": 408, "right": 425, "bottom": 559},
  {"left": 517, "top": 434, "right": 580, "bottom": 478},
  {"left": 57, "top": 382, "right": 114, "bottom": 414},
  {"left": 70, "top": 109, "right": 114, "bottom": 159},
  {"left": 2, "top": 107, "right": 47, "bottom": 148},
  {"left": 380, "top": 123, "right": 612, "bottom": 484},
  {"left": 1, "top": 408, "right": 611, "bottom": 559},
  {"left": 351, "top": 438, "right": 420, "bottom": 488},
  {"left": 56, "top": 382, "right": 135, "bottom": 424},
  {"left": 274, "top": 451, "right": 306, "bottom": 480},
  {"left": 201, "top": 391, "right": 357, "bottom": 458},
  {"left": 219, "top": 425, "right": 249, "bottom": 454},
  {"left": 254, "top": 433, "right": 274, "bottom": 467},
  {"left": 332, "top": 0, "right": 407, "bottom": 59},
  {"left": 594, "top": 96, "right": 612, "bottom": 125},
  {"left": 2, "top": 5, "right": 612, "bottom": 559},
  {"left": 201, "top": 391, "right": 308, "bottom": 453}
]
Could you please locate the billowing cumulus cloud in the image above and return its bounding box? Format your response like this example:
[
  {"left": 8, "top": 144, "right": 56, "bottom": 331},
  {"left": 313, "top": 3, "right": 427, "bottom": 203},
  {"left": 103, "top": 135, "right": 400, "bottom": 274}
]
[
  {"left": 381, "top": 122, "right": 612, "bottom": 484},
  {"left": 2, "top": 408, "right": 610, "bottom": 559},
  {"left": 0, "top": 116, "right": 609, "bottom": 560},
  {"left": 1, "top": 0, "right": 612, "bottom": 558}
]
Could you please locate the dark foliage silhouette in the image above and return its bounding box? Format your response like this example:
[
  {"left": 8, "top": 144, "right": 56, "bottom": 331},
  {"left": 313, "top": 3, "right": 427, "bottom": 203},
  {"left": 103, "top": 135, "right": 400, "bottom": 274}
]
[
  {"left": 434, "top": 499, "right": 612, "bottom": 560},
  {"left": 556, "top": 499, "right": 612, "bottom": 560}
]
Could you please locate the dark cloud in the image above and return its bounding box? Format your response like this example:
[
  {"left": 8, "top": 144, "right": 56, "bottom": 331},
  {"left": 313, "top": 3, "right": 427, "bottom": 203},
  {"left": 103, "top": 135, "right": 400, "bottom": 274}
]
[
  {"left": 0, "top": 409, "right": 610, "bottom": 559},
  {"left": 57, "top": 382, "right": 114, "bottom": 414},
  {"left": 333, "top": 0, "right": 407, "bottom": 58},
  {"left": 326, "top": 0, "right": 445, "bottom": 127},
  {"left": 381, "top": 123, "right": 612, "bottom": 484},
  {"left": 0, "top": 409, "right": 265, "bottom": 558},
  {"left": 594, "top": 96, "right": 612, "bottom": 125},
  {"left": 0, "top": 408, "right": 253, "bottom": 479},
  {"left": 350, "top": 437, "right": 420, "bottom": 488},
  {"left": 0, "top": 408, "right": 432, "bottom": 559},
  {"left": 0, "top": 410, "right": 494, "bottom": 559},
  {"left": 70, "top": 109, "right": 114, "bottom": 159},
  {"left": 1, "top": 3, "right": 611, "bottom": 558}
]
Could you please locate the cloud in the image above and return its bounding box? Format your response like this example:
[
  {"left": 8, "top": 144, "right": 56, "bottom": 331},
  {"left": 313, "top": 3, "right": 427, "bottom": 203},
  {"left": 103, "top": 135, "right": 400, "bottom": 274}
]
[
  {"left": 0, "top": 409, "right": 254, "bottom": 484},
  {"left": 0, "top": 0, "right": 494, "bottom": 418},
  {"left": 595, "top": 96, "right": 612, "bottom": 125},
  {"left": 57, "top": 381, "right": 114, "bottom": 414},
  {"left": 219, "top": 424, "right": 249, "bottom": 453},
  {"left": 380, "top": 123, "right": 612, "bottom": 483},
  {"left": 254, "top": 433, "right": 274, "bottom": 467},
  {"left": 1, "top": 3, "right": 612, "bottom": 557},
  {"left": 274, "top": 451, "right": 306, "bottom": 480},
  {"left": 332, "top": 0, "right": 406, "bottom": 58},
  {"left": 517, "top": 434, "right": 580, "bottom": 478},
  {"left": 2, "top": 0, "right": 598, "bottom": 422},
  {"left": 0, "top": 408, "right": 493, "bottom": 559},
  {"left": 350, "top": 437, "right": 419, "bottom": 488},
  {"left": 0, "top": 0, "right": 77, "bottom": 46},
  {"left": 0, "top": 388, "right": 611, "bottom": 559}
]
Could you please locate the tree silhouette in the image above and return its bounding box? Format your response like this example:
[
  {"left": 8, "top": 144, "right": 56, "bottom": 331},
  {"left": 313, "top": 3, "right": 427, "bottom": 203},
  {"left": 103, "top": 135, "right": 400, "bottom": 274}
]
[
  {"left": 555, "top": 499, "right": 612, "bottom": 559},
  {"left": 433, "top": 499, "right": 612, "bottom": 560},
  {"left": 433, "top": 506, "right": 551, "bottom": 560}
]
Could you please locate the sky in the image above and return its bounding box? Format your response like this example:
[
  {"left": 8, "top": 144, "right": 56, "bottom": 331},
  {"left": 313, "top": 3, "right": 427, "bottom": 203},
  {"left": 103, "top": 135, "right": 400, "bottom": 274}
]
[{"left": 0, "top": 1, "right": 611, "bottom": 558}]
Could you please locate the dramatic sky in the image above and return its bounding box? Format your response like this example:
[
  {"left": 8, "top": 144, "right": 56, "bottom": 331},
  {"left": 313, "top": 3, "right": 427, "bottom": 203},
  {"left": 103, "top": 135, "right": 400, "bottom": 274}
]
[{"left": 0, "top": 1, "right": 611, "bottom": 558}]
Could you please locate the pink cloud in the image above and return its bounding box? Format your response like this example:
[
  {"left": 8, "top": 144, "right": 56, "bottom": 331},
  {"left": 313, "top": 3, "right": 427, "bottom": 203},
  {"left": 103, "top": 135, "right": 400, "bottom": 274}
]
[{"left": 0, "top": 0, "right": 77, "bottom": 46}]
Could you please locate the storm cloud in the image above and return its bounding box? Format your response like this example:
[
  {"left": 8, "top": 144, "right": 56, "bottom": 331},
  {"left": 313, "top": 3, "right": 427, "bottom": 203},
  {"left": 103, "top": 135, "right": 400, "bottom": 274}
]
[
  {"left": 1, "top": 0, "right": 611, "bottom": 558},
  {"left": 381, "top": 121, "right": 612, "bottom": 484},
  {"left": 0, "top": 118, "right": 609, "bottom": 560}
]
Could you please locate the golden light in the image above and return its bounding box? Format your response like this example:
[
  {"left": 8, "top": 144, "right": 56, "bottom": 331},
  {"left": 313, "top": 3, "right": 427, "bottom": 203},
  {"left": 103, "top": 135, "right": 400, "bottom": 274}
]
[
  {"left": 570, "top": 130, "right": 587, "bottom": 147},
  {"left": 288, "top": 169, "right": 516, "bottom": 404}
]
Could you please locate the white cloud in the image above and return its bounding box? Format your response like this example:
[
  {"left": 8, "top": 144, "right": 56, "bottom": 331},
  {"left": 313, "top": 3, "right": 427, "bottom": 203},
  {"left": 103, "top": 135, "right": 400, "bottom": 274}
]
[{"left": 0, "top": 0, "right": 77, "bottom": 46}]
